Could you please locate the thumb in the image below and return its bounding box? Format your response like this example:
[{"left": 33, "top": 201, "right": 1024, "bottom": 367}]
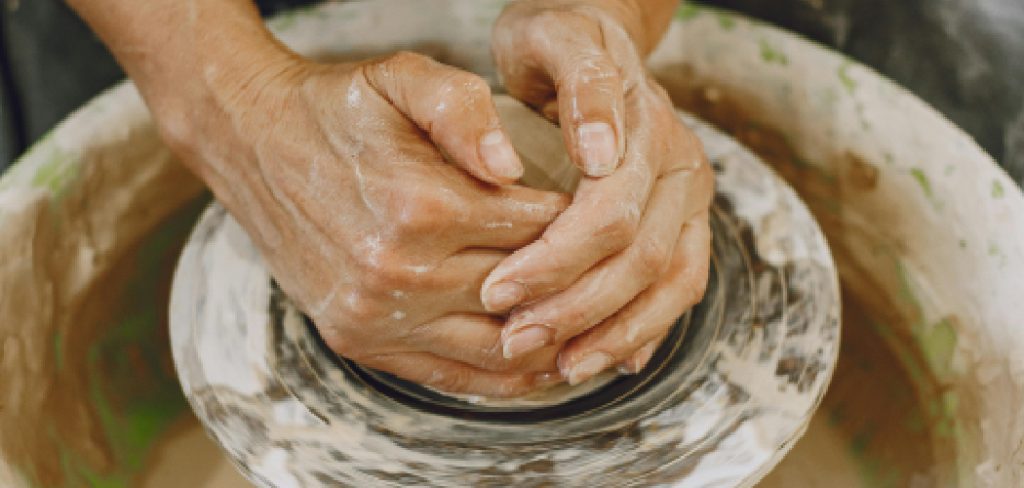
[{"left": 362, "top": 51, "right": 524, "bottom": 185}]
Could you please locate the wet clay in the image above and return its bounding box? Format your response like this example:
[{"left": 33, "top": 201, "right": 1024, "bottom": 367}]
[
  {"left": 0, "top": 90, "right": 206, "bottom": 486},
  {"left": 657, "top": 73, "right": 958, "bottom": 485}
]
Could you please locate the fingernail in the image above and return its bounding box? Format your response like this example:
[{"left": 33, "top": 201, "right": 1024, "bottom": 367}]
[
  {"left": 479, "top": 129, "right": 523, "bottom": 181},
  {"left": 503, "top": 325, "right": 553, "bottom": 359},
  {"left": 619, "top": 342, "right": 658, "bottom": 375},
  {"left": 577, "top": 122, "right": 617, "bottom": 177},
  {"left": 564, "top": 351, "right": 614, "bottom": 386},
  {"left": 483, "top": 281, "right": 526, "bottom": 311}
]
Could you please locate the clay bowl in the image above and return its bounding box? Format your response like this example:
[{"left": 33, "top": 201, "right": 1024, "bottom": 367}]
[{"left": 1, "top": 1, "right": 1022, "bottom": 487}]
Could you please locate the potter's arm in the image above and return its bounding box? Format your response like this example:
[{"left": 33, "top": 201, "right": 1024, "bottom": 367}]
[
  {"left": 65, "top": 0, "right": 295, "bottom": 155},
  {"left": 64, "top": 0, "right": 581, "bottom": 397}
]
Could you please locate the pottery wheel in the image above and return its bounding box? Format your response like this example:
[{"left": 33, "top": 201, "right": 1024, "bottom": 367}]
[{"left": 169, "top": 98, "right": 841, "bottom": 487}]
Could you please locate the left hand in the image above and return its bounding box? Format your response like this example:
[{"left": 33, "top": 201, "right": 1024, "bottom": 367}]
[{"left": 486, "top": 0, "right": 714, "bottom": 385}]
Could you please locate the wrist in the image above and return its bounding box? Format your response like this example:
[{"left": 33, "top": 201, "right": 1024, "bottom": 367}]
[{"left": 148, "top": 35, "right": 305, "bottom": 156}]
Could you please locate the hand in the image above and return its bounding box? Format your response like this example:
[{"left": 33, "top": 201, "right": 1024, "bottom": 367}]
[
  {"left": 162, "top": 51, "right": 570, "bottom": 397},
  {"left": 487, "top": 0, "right": 714, "bottom": 384}
]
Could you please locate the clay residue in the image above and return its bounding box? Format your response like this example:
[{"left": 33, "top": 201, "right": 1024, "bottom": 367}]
[
  {"left": 653, "top": 67, "right": 959, "bottom": 486},
  {"left": 0, "top": 114, "right": 205, "bottom": 486}
]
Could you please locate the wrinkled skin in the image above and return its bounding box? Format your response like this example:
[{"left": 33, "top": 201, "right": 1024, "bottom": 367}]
[
  {"left": 68, "top": 0, "right": 713, "bottom": 395},
  {"left": 489, "top": 0, "right": 714, "bottom": 385},
  {"left": 186, "top": 54, "right": 581, "bottom": 397}
]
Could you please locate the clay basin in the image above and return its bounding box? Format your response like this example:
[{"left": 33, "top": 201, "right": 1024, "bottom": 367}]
[{"left": 1, "top": 1, "right": 1022, "bottom": 486}]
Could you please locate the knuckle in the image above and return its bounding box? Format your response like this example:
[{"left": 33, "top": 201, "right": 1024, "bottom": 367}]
[
  {"left": 351, "top": 243, "right": 416, "bottom": 293},
  {"left": 634, "top": 238, "right": 673, "bottom": 280},
  {"left": 436, "top": 71, "right": 491, "bottom": 107},
  {"left": 565, "top": 53, "right": 619, "bottom": 88},
  {"left": 598, "top": 205, "right": 641, "bottom": 248},
  {"left": 524, "top": 10, "right": 563, "bottom": 49},
  {"left": 363, "top": 263, "right": 415, "bottom": 295},
  {"left": 389, "top": 189, "right": 453, "bottom": 236},
  {"left": 381, "top": 50, "right": 429, "bottom": 71},
  {"left": 340, "top": 289, "right": 386, "bottom": 324},
  {"left": 430, "top": 369, "right": 471, "bottom": 394}
]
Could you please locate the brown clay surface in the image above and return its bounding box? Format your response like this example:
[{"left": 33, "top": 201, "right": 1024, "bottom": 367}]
[{"left": 140, "top": 414, "right": 250, "bottom": 488}]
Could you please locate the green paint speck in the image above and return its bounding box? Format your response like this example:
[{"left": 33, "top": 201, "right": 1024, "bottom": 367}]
[
  {"left": 922, "top": 317, "right": 957, "bottom": 377},
  {"left": 895, "top": 260, "right": 922, "bottom": 313},
  {"left": 910, "top": 168, "right": 932, "bottom": 198},
  {"left": 988, "top": 242, "right": 1000, "bottom": 257},
  {"left": 942, "top": 390, "right": 959, "bottom": 413},
  {"left": 676, "top": 3, "right": 701, "bottom": 20},
  {"left": 759, "top": 40, "right": 788, "bottom": 65},
  {"left": 838, "top": 61, "right": 857, "bottom": 94},
  {"left": 716, "top": 13, "right": 736, "bottom": 30},
  {"left": 958, "top": 239, "right": 967, "bottom": 249},
  {"left": 30, "top": 145, "right": 77, "bottom": 196},
  {"left": 992, "top": 180, "right": 1004, "bottom": 198}
]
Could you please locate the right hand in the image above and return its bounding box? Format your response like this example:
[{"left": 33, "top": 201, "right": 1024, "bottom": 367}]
[{"left": 160, "top": 51, "right": 570, "bottom": 397}]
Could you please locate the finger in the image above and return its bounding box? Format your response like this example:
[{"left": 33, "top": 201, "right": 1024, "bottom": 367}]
[
  {"left": 460, "top": 184, "right": 571, "bottom": 250},
  {"left": 548, "top": 47, "right": 625, "bottom": 177},
  {"left": 479, "top": 156, "right": 648, "bottom": 312},
  {"left": 500, "top": 169, "right": 702, "bottom": 358},
  {"left": 405, "top": 313, "right": 559, "bottom": 373},
  {"left": 413, "top": 250, "right": 542, "bottom": 316},
  {"left": 363, "top": 51, "right": 524, "bottom": 185},
  {"left": 400, "top": 251, "right": 505, "bottom": 315},
  {"left": 512, "top": 9, "right": 627, "bottom": 177},
  {"left": 480, "top": 95, "right": 711, "bottom": 313},
  {"left": 557, "top": 213, "right": 711, "bottom": 385},
  {"left": 357, "top": 351, "right": 560, "bottom": 398}
]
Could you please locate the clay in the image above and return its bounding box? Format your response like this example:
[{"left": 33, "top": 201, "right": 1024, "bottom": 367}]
[
  {"left": 2, "top": 2, "right": 1023, "bottom": 487},
  {"left": 0, "top": 86, "right": 206, "bottom": 487}
]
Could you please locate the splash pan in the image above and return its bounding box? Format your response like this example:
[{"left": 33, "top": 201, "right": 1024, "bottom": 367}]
[{"left": 169, "top": 102, "right": 840, "bottom": 487}]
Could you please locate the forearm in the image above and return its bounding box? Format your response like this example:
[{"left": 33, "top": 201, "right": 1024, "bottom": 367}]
[{"left": 66, "top": 0, "right": 295, "bottom": 137}]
